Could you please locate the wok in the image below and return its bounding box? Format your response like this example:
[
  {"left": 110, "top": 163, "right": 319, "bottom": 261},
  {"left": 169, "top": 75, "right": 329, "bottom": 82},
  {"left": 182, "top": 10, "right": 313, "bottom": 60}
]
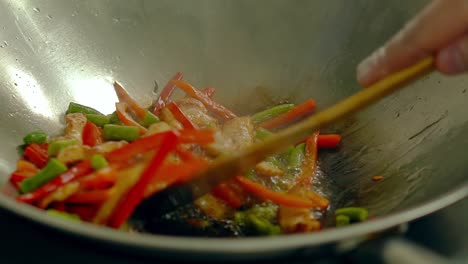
[{"left": 0, "top": 0, "right": 467, "bottom": 261}]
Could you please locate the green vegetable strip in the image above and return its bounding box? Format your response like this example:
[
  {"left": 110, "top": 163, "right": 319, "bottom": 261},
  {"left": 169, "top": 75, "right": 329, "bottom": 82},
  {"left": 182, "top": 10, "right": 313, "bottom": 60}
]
[
  {"left": 288, "top": 143, "right": 306, "bottom": 169},
  {"left": 255, "top": 128, "right": 273, "bottom": 141},
  {"left": 23, "top": 131, "right": 48, "bottom": 145},
  {"left": 86, "top": 114, "right": 110, "bottom": 127},
  {"left": 91, "top": 154, "right": 108, "bottom": 170},
  {"left": 246, "top": 214, "right": 281, "bottom": 236},
  {"left": 66, "top": 102, "right": 103, "bottom": 115},
  {"left": 335, "top": 207, "right": 369, "bottom": 222},
  {"left": 47, "top": 209, "right": 81, "bottom": 221},
  {"left": 103, "top": 124, "right": 140, "bottom": 142},
  {"left": 336, "top": 215, "right": 351, "bottom": 227},
  {"left": 20, "top": 159, "right": 67, "bottom": 193},
  {"left": 48, "top": 139, "right": 79, "bottom": 156},
  {"left": 107, "top": 111, "right": 122, "bottom": 125},
  {"left": 251, "top": 104, "right": 294, "bottom": 124},
  {"left": 139, "top": 111, "right": 160, "bottom": 127}
]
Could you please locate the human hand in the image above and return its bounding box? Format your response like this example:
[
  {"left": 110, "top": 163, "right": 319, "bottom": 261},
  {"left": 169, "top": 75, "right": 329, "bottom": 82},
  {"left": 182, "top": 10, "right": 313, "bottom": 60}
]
[{"left": 357, "top": 0, "right": 468, "bottom": 87}]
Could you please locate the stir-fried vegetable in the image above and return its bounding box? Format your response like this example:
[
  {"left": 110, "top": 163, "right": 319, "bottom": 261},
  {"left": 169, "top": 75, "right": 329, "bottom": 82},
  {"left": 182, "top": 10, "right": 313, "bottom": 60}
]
[{"left": 8, "top": 73, "right": 359, "bottom": 237}]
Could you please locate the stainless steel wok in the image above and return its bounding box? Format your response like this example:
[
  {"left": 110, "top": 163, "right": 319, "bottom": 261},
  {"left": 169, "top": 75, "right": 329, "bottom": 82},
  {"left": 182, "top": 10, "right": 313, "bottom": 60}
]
[{"left": 0, "top": 0, "right": 467, "bottom": 261}]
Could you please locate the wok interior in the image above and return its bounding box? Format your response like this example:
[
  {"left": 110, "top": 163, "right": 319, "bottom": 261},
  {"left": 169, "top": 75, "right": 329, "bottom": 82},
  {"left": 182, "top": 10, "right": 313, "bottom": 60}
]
[{"left": 0, "top": 0, "right": 467, "bottom": 230}]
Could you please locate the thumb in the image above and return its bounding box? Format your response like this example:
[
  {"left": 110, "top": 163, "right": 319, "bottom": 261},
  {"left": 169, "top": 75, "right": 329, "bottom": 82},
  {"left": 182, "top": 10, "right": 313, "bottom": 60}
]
[{"left": 436, "top": 34, "right": 468, "bottom": 74}]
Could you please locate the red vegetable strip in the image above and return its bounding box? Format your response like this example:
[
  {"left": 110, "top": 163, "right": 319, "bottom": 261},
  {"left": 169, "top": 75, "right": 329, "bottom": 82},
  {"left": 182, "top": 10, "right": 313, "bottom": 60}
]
[
  {"left": 10, "top": 173, "right": 28, "bottom": 188},
  {"left": 212, "top": 182, "right": 244, "bottom": 209},
  {"left": 66, "top": 189, "right": 110, "bottom": 204},
  {"left": 79, "top": 167, "right": 117, "bottom": 189},
  {"left": 114, "top": 82, "right": 147, "bottom": 119},
  {"left": 153, "top": 72, "right": 183, "bottom": 115},
  {"left": 172, "top": 80, "right": 237, "bottom": 120},
  {"left": 166, "top": 102, "right": 198, "bottom": 129},
  {"left": 16, "top": 159, "right": 40, "bottom": 174},
  {"left": 23, "top": 143, "right": 48, "bottom": 168},
  {"left": 203, "top": 87, "right": 216, "bottom": 98},
  {"left": 109, "top": 131, "right": 179, "bottom": 228},
  {"left": 67, "top": 205, "right": 97, "bottom": 221},
  {"left": 235, "top": 176, "right": 315, "bottom": 208},
  {"left": 259, "top": 99, "right": 316, "bottom": 129},
  {"left": 305, "top": 191, "right": 330, "bottom": 210},
  {"left": 16, "top": 160, "right": 93, "bottom": 204},
  {"left": 82, "top": 121, "right": 103, "bottom": 147},
  {"left": 317, "top": 134, "right": 341, "bottom": 149},
  {"left": 107, "top": 129, "right": 214, "bottom": 163},
  {"left": 297, "top": 131, "right": 319, "bottom": 186},
  {"left": 115, "top": 102, "right": 148, "bottom": 134}
]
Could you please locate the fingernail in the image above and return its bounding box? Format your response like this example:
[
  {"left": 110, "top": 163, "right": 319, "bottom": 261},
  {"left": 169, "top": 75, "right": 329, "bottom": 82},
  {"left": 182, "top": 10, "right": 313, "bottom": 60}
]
[
  {"left": 357, "top": 53, "right": 378, "bottom": 87},
  {"left": 438, "top": 46, "right": 466, "bottom": 74}
]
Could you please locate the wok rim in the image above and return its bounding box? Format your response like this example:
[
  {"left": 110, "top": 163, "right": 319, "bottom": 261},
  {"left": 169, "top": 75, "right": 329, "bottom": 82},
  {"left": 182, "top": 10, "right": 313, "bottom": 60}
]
[{"left": 0, "top": 181, "right": 466, "bottom": 258}]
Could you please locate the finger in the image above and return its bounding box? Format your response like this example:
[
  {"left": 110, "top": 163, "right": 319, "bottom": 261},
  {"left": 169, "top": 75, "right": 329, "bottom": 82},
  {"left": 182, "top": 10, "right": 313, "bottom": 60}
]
[
  {"left": 357, "top": 0, "right": 468, "bottom": 86},
  {"left": 436, "top": 33, "right": 468, "bottom": 74}
]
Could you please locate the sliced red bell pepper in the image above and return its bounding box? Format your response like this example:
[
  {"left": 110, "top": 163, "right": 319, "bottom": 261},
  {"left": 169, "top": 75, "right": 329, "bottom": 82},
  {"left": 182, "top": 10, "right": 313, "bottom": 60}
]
[
  {"left": 317, "top": 134, "right": 341, "bottom": 149},
  {"left": 107, "top": 129, "right": 214, "bottom": 163},
  {"left": 17, "top": 160, "right": 93, "bottom": 204},
  {"left": 166, "top": 102, "right": 198, "bottom": 129},
  {"left": 23, "top": 143, "right": 48, "bottom": 168},
  {"left": 259, "top": 99, "right": 316, "bottom": 129},
  {"left": 79, "top": 167, "right": 117, "bottom": 189},
  {"left": 10, "top": 173, "right": 28, "bottom": 188},
  {"left": 235, "top": 176, "right": 315, "bottom": 208},
  {"left": 212, "top": 182, "right": 245, "bottom": 209},
  {"left": 202, "top": 87, "right": 216, "bottom": 98},
  {"left": 109, "top": 131, "right": 179, "bottom": 228},
  {"left": 114, "top": 82, "right": 148, "bottom": 119},
  {"left": 172, "top": 80, "right": 237, "bottom": 120},
  {"left": 297, "top": 131, "right": 319, "bottom": 186},
  {"left": 82, "top": 121, "right": 103, "bottom": 147},
  {"left": 67, "top": 205, "right": 97, "bottom": 221},
  {"left": 115, "top": 102, "right": 148, "bottom": 134},
  {"left": 153, "top": 72, "right": 183, "bottom": 115},
  {"left": 66, "top": 189, "right": 110, "bottom": 204}
]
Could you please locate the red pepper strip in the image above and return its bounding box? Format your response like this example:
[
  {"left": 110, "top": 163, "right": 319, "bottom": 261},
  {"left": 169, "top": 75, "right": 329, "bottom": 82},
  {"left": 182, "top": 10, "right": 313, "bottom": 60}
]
[
  {"left": 52, "top": 202, "right": 66, "bottom": 212},
  {"left": 212, "top": 182, "right": 244, "bottom": 209},
  {"left": 235, "top": 176, "right": 315, "bottom": 208},
  {"left": 109, "top": 131, "right": 179, "bottom": 228},
  {"left": 172, "top": 80, "right": 237, "bottom": 120},
  {"left": 67, "top": 205, "right": 97, "bottom": 221},
  {"left": 153, "top": 72, "right": 183, "bottom": 115},
  {"left": 23, "top": 143, "right": 48, "bottom": 168},
  {"left": 82, "top": 121, "right": 103, "bottom": 147},
  {"left": 16, "top": 159, "right": 40, "bottom": 174},
  {"left": 259, "top": 99, "right": 316, "bottom": 129},
  {"left": 79, "top": 167, "right": 117, "bottom": 189},
  {"left": 66, "top": 189, "right": 110, "bottom": 204},
  {"left": 107, "top": 129, "right": 214, "bottom": 163},
  {"left": 115, "top": 102, "right": 148, "bottom": 134},
  {"left": 317, "top": 134, "right": 341, "bottom": 149},
  {"left": 16, "top": 160, "right": 93, "bottom": 204},
  {"left": 203, "top": 87, "right": 216, "bottom": 98},
  {"left": 144, "top": 158, "right": 208, "bottom": 198},
  {"left": 297, "top": 131, "right": 319, "bottom": 186},
  {"left": 166, "top": 102, "right": 198, "bottom": 129},
  {"left": 114, "top": 82, "right": 148, "bottom": 119},
  {"left": 10, "top": 173, "right": 28, "bottom": 188}
]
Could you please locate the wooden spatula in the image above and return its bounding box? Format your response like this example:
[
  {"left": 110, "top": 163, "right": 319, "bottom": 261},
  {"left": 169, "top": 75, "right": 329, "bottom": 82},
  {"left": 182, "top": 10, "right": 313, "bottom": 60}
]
[{"left": 134, "top": 57, "right": 434, "bottom": 217}]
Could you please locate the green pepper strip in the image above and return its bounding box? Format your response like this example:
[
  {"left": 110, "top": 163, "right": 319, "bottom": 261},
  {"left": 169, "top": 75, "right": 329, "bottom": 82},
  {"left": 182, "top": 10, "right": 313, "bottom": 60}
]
[
  {"left": 47, "top": 209, "right": 81, "bottom": 222},
  {"left": 336, "top": 214, "right": 351, "bottom": 227},
  {"left": 288, "top": 143, "right": 306, "bottom": 169},
  {"left": 86, "top": 114, "right": 110, "bottom": 127},
  {"left": 23, "top": 131, "right": 48, "bottom": 145},
  {"left": 139, "top": 111, "right": 160, "bottom": 127},
  {"left": 48, "top": 139, "right": 79, "bottom": 156},
  {"left": 103, "top": 124, "right": 140, "bottom": 142},
  {"left": 255, "top": 128, "right": 273, "bottom": 141},
  {"left": 91, "top": 155, "right": 109, "bottom": 170},
  {"left": 107, "top": 111, "right": 121, "bottom": 125},
  {"left": 251, "top": 104, "right": 294, "bottom": 124},
  {"left": 66, "top": 102, "right": 103, "bottom": 115},
  {"left": 20, "top": 159, "right": 67, "bottom": 193},
  {"left": 335, "top": 207, "right": 369, "bottom": 222}
]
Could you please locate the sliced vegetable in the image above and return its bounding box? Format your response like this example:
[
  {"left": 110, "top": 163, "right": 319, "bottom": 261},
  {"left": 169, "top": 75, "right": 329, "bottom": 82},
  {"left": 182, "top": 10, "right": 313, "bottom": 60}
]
[
  {"left": 20, "top": 159, "right": 68, "bottom": 193},
  {"left": 153, "top": 72, "right": 183, "bottom": 115},
  {"left": 212, "top": 183, "right": 244, "bottom": 209},
  {"left": 255, "top": 128, "right": 272, "bottom": 141},
  {"left": 288, "top": 143, "right": 306, "bottom": 169},
  {"left": 317, "top": 134, "right": 341, "bottom": 149},
  {"left": 47, "top": 209, "right": 81, "bottom": 221},
  {"left": 335, "top": 207, "right": 369, "bottom": 222},
  {"left": 235, "top": 176, "right": 315, "bottom": 208},
  {"left": 297, "top": 132, "right": 319, "bottom": 185},
  {"left": 103, "top": 124, "right": 140, "bottom": 142},
  {"left": 82, "top": 121, "right": 103, "bottom": 147},
  {"left": 107, "top": 111, "right": 121, "bottom": 124},
  {"left": 115, "top": 102, "right": 148, "bottom": 134},
  {"left": 259, "top": 99, "right": 316, "bottom": 129},
  {"left": 79, "top": 167, "right": 117, "bottom": 189},
  {"left": 114, "top": 82, "right": 148, "bottom": 119},
  {"left": 246, "top": 214, "right": 281, "bottom": 236},
  {"left": 17, "top": 160, "right": 93, "bottom": 203},
  {"left": 109, "top": 131, "right": 179, "bottom": 228},
  {"left": 86, "top": 114, "right": 110, "bottom": 127},
  {"left": 202, "top": 87, "right": 216, "bottom": 98},
  {"left": 66, "top": 102, "right": 103, "bottom": 115},
  {"left": 251, "top": 104, "right": 294, "bottom": 124},
  {"left": 172, "top": 80, "right": 237, "bottom": 120},
  {"left": 48, "top": 139, "right": 79, "bottom": 156},
  {"left": 91, "top": 155, "right": 108, "bottom": 170},
  {"left": 23, "top": 131, "right": 48, "bottom": 145},
  {"left": 336, "top": 214, "right": 350, "bottom": 227},
  {"left": 166, "top": 102, "right": 198, "bottom": 129},
  {"left": 23, "top": 143, "right": 48, "bottom": 168},
  {"left": 66, "top": 189, "right": 110, "bottom": 204},
  {"left": 140, "top": 111, "right": 160, "bottom": 127}
]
